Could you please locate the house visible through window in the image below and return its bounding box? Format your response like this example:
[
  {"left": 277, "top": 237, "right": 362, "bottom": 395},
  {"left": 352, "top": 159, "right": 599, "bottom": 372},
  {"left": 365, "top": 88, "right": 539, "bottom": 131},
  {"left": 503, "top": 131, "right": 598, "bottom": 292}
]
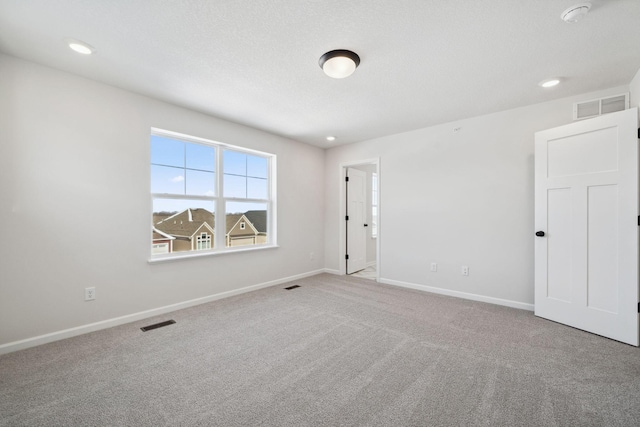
[
  {"left": 150, "top": 129, "right": 276, "bottom": 259},
  {"left": 372, "top": 172, "right": 378, "bottom": 237}
]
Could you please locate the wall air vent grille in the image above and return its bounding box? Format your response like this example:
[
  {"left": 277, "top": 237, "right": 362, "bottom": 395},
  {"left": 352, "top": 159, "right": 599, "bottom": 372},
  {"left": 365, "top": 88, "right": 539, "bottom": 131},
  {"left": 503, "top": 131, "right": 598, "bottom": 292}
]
[
  {"left": 573, "top": 93, "right": 628, "bottom": 120},
  {"left": 576, "top": 100, "right": 600, "bottom": 119}
]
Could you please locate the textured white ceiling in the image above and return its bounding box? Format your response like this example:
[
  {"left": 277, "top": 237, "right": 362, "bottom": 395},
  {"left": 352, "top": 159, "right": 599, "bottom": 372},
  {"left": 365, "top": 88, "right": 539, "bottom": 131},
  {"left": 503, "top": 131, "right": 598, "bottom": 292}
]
[{"left": 1, "top": 0, "right": 639, "bottom": 148}]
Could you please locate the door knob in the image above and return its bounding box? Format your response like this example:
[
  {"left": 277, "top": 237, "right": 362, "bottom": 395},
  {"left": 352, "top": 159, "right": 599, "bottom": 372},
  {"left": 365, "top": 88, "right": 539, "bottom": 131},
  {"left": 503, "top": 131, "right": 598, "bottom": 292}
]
[
  {"left": 536, "top": 231, "right": 545, "bottom": 237},
  {"left": 364, "top": 224, "right": 368, "bottom": 227}
]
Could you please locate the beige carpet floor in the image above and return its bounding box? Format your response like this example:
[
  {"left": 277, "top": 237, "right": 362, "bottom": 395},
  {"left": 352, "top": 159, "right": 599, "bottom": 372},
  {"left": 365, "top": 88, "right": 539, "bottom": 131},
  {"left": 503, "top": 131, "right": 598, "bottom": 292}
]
[{"left": 1, "top": 273, "right": 640, "bottom": 426}]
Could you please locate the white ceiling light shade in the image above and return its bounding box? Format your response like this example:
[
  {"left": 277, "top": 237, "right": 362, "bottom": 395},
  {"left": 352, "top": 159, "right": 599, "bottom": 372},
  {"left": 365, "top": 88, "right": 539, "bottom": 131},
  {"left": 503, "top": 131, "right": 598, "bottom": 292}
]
[
  {"left": 561, "top": 2, "right": 592, "bottom": 23},
  {"left": 326, "top": 136, "right": 336, "bottom": 141},
  {"left": 67, "top": 39, "right": 95, "bottom": 55},
  {"left": 539, "top": 78, "right": 561, "bottom": 88},
  {"left": 319, "top": 50, "right": 360, "bottom": 79}
]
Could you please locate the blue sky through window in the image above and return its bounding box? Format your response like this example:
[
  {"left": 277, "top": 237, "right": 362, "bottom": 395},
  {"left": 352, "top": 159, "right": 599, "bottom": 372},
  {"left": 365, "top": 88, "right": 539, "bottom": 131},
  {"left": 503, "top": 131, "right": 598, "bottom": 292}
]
[
  {"left": 223, "top": 150, "right": 268, "bottom": 199},
  {"left": 151, "top": 135, "right": 268, "bottom": 213}
]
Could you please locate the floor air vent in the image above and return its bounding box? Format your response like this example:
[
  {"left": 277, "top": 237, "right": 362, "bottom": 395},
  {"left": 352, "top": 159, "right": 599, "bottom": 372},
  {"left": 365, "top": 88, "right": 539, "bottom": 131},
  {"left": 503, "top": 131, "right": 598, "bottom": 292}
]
[
  {"left": 573, "top": 93, "right": 628, "bottom": 120},
  {"left": 141, "top": 320, "right": 176, "bottom": 332},
  {"left": 284, "top": 285, "right": 300, "bottom": 290}
]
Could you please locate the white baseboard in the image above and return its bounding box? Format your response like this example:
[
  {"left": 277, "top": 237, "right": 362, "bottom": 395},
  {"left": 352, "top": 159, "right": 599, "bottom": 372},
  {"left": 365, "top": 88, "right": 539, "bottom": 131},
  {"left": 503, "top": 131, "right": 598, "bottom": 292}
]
[
  {"left": 366, "top": 261, "right": 376, "bottom": 267},
  {"left": 378, "top": 277, "right": 534, "bottom": 312},
  {"left": 322, "top": 268, "right": 342, "bottom": 275},
  {"left": 0, "top": 269, "right": 326, "bottom": 355}
]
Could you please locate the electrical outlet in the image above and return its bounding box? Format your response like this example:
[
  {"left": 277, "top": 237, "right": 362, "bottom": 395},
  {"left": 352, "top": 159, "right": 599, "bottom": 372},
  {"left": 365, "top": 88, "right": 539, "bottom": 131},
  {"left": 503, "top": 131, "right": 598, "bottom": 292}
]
[
  {"left": 461, "top": 266, "right": 469, "bottom": 276},
  {"left": 85, "top": 287, "right": 96, "bottom": 301},
  {"left": 430, "top": 262, "right": 437, "bottom": 272}
]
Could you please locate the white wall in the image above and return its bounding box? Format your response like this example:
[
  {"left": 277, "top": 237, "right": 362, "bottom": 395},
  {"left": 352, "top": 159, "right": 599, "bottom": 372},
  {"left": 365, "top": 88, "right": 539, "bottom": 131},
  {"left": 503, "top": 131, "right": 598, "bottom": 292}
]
[
  {"left": 324, "top": 85, "right": 630, "bottom": 308},
  {"left": 0, "top": 54, "right": 325, "bottom": 349}
]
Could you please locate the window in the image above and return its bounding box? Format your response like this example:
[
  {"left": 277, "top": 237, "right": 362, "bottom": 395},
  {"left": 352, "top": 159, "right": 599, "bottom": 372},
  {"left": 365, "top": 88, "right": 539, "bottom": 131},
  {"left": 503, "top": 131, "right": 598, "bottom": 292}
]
[
  {"left": 196, "top": 232, "right": 211, "bottom": 250},
  {"left": 371, "top": 172, "right": 378, "bottom": 237},
  {"left": 150, "top": 129, "right": 275, "bottom": 259}
]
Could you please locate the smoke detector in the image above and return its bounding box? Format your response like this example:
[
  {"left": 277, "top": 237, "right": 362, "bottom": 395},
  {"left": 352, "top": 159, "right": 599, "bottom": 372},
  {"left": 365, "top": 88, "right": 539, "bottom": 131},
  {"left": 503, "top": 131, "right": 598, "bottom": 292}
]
[{"left": 561, "top": 2, "right": 592, "bottom": 23}]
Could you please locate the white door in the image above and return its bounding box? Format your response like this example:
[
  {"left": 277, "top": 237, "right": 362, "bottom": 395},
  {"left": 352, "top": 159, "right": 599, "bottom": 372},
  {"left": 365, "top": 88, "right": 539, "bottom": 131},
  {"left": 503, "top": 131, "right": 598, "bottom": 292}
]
[
  {"left": 534, "top": 107, "right": 638, "bottom": 346},
  {"left": 347, "top": 167, "right": 367, "bottom": 274}
]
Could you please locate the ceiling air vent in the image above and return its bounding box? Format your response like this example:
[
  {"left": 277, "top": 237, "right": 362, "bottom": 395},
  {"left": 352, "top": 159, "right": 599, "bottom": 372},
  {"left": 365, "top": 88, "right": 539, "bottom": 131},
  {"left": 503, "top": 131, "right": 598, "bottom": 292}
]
[{"left": 573, "top": 93, "right": 629, "bottom": 120}]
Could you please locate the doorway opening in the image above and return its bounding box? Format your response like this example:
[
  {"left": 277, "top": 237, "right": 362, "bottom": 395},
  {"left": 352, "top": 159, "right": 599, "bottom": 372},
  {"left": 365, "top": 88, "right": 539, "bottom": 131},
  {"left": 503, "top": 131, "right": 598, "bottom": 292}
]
[{"left": 340, "top": 159, "right": 380, "bottom": 281}]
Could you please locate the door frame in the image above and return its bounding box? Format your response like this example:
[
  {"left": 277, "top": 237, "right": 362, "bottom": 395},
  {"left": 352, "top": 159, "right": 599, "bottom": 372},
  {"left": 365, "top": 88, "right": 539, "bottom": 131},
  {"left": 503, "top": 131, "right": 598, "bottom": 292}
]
[{"left": 339, "top": 158, "right": 380, "bottom": 280}]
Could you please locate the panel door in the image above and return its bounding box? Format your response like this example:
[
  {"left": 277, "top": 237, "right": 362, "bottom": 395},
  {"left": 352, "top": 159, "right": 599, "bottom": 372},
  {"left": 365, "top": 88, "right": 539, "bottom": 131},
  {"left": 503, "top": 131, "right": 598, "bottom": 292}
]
[
  {"left": 347, "top": 167, "right": 367, "bottom": 274},
  {"left": 534, "top": 107, "right": 638, "bottom": 346}
]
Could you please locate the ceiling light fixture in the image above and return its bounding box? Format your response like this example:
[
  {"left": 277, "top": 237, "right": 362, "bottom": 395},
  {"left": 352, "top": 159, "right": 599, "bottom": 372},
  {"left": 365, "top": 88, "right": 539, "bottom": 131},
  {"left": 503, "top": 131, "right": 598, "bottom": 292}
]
[
  {"left": 319, "top": 50, "right": 360, "bottom": 79},
  {"left": 68, "top": 39, "right": 95, "bottom": 55},
  {"left": 326, "top": 136, "right": 336, "bottom": 142},
  {"left": 539, "top": 78, "right": 561, "bottom": 88},
  {"left": 561, "top": 2, "right": 592, "bottom": 23}
]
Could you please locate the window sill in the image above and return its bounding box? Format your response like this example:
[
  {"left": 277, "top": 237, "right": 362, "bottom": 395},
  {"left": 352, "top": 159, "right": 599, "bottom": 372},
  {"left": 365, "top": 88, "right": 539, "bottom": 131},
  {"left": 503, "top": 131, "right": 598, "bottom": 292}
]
[{"left": 148, "top": 244, "right": 279, "bottom": 264}]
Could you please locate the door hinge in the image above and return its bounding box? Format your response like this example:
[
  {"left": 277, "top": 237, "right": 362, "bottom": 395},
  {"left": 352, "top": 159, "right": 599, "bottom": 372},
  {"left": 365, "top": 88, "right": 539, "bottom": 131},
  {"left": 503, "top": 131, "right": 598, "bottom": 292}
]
[
  {"left": 345, "top": 254, "right": 349, "bottom": 260},
  {"left": 345, "top": 176, "right": 349, "bottom": 182},
  {"left": 638, "top": 302, "right": 639, "bottom": 313},
  {"left": 345, "top": 215, "right": 349, "bottom": 221},
  {"left": 637, "top": 215, "right": 639, "bottom": 226}
]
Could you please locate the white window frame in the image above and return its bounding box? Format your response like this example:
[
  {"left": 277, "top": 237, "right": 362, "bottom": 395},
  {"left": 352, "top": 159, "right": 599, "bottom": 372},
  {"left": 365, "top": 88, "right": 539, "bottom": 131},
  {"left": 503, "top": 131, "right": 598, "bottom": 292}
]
[{"left": 149, "top": 128, "right": 277, "bottom": 263}]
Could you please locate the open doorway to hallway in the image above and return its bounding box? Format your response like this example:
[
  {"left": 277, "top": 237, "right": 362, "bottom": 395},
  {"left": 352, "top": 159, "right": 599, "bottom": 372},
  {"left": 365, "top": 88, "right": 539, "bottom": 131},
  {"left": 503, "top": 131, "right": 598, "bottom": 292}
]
[{"left": 341, "top": 159, "right": 379, "bottom": 281}]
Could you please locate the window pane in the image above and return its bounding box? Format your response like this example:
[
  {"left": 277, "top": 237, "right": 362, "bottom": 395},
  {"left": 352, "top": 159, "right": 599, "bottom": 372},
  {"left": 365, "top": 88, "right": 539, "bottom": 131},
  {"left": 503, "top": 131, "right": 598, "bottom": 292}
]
[
  {"left": 225, "top": 202, "right": 268, "bottom": 247},
  {"left": 247, "top": 177, "right": 268, "bottom": 199},
  {"left": 186, "top": 170, "right": 215, "bottom": 196},
  {"left": 151, "top": 165, "right": 185, "bottom": 194},
  {"left": 247, "top": 155, "right": 267, "bottom": 178},
  {"left": 152, "top": 199, "right": 215, "bottom": 253},
  {"left": 151, "top": 135, "right": 184, "bottom": 167},
  {"left": 186, "top": 143, "right": 215, "bottom": 172},
  {"left": 223, "top": 150, "right": 268, "bottom": 199},
  {"left": 224, "top": 174, "right": 246, "bottom": 198},
  {"left": 223, "top": 150, "right": 246, "bottom": 176}
]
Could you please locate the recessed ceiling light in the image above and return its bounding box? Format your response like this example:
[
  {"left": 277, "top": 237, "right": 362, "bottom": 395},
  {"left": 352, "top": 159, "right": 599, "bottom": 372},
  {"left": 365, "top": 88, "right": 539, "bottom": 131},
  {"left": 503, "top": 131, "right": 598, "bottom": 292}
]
[
  {"left": 539, "top": 78, "right": 561, "bottom": 88},
  {"left": 319, "top": 50, "right": 360, "bottom": 79},
  {"left": 68, "top": 39, "right": 95, "bottom": 55},
  {"left": 326, "top": 136, "right": 336, "bottom": 141},
  {"left": 561, "top": 2, "right": 592, "bottom": 23}
]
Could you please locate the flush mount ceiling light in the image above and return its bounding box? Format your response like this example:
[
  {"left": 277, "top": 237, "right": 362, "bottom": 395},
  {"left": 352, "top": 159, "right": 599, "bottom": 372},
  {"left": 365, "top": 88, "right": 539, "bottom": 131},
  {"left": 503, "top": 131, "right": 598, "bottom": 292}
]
[
  {"left": 319, "top": 50, "right": 360, "bottom": 79},
  {"left": 561, "top": 2, "right": 592, "bottom": 23},
  {"left": 326, "top": 136, "right": 336, "bottom": 141},
  {"left": 539, "top": 78, "right": 561, "bottom": 88},
  {"left": 67, "top": 39, "right": 95, "bottom": 55}
]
